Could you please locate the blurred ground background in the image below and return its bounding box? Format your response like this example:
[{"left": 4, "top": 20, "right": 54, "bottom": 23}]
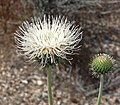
[{"left": 0, "top": 0, "right": 120, "bottom": 105}]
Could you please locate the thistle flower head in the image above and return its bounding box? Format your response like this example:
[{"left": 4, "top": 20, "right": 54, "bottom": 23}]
[
  {"left": 15, "top": 15, "right": 82, "bottom": 67},
  {"left": 90, "top": 53, "right": 115, "bottom": 76}
]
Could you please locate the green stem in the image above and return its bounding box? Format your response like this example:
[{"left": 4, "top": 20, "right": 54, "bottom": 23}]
[
  {"left": 97, "top": 75, "right": 103, "bottom": 105},
  {"left": 47, "top": 66, "right": 53, "bottom": 105}
]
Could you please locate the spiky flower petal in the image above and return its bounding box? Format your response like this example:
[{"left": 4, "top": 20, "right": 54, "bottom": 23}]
[
  {"left": 91, "top": 53, "right": 115, "bottom": 76},
  {"left": 15, "top": 15, "right": 82, "bottom": 66}
]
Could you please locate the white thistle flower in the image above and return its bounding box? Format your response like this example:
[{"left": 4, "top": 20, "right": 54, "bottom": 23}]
[{"left": 15, "top": 15, "right": 82, "bottom": 66}]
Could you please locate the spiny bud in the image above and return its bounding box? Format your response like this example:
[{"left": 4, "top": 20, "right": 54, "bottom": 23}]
[{"left": 90, "top": 53, "right": 115, "bottom": 76}]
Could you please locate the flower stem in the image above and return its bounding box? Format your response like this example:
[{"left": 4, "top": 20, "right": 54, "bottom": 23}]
[
  {"left": 97, "top": 74, "right": 103, "bottom": 105},
  {"left": 47, "top": 66, "right": 53, "bottom": 105}
]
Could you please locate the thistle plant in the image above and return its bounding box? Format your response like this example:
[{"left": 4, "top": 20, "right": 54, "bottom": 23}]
[
  {"left": 90, "top": 53, "right": 115, "bottom": 105},
  {"left": 14, "top": 15, "right": 82, "bottom": 105}
]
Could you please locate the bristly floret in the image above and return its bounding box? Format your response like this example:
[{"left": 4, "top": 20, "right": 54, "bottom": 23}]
[{"left": 14, "top": 15, "right": 82, "bottom": 67}]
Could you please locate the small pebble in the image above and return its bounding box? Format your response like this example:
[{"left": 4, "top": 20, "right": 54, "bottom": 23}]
[
  {"left": 37, "top": 80, "right": 43, "bottom": 86},
  {"left": 21, "top": 80, "right": 28, "bottom": 84},
  {"left": 84, "top": 103, "right": 89, "bottom": 105}
]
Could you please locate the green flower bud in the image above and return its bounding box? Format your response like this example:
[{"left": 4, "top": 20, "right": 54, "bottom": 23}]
[{"left": 90, "top": 53, "right": 115, "bottom": 76}]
